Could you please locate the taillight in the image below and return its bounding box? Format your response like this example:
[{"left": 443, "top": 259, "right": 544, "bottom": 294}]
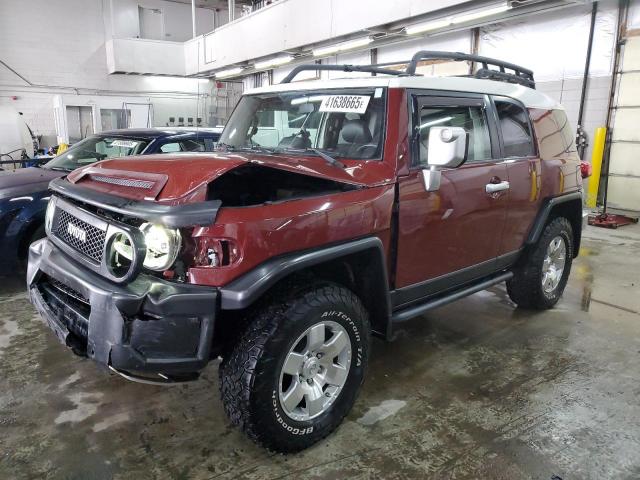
[
  {"left": 580, "top": 161, "right": 592, "bottom": 179},
  {"left": 195, "top": 238, "right": 240, "bottom": 267}
]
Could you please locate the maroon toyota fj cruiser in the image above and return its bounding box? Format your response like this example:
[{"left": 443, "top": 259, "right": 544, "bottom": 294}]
[{"left": 28, "top": 52, "right": 584, "bottom": 452}]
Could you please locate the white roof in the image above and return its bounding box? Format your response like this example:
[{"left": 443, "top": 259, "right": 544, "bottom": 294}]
[{"left": 247, "top": 75, "right": 561, "bottom": 110}]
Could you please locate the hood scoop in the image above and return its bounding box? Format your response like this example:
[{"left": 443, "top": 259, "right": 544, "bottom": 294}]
[{"left": 67, "top": 167, "right": 168, "bottom": 201}]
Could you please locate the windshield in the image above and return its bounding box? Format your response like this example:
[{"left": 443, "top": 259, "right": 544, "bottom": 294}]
[
  {"left": 218, "top": 87, "right": 387, "bottom": 160},
  {"left": 43, "top": 136, "right": 150, "bottom": 171}
]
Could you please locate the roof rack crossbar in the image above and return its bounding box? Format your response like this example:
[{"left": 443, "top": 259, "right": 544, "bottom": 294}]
[
  {"left": 474, "top": 68, "right": 535, "bottom": 88},
  {"left": 281, "top": 64, "right": 403, "bottom": 84},
  {"left": 405, "top": 50, "right": 535, "bottom": 89}
]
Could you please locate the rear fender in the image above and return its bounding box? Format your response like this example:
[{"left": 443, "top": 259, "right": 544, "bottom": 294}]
[{"left": 526, "top": 191, "right": 583, "bottom": 257}]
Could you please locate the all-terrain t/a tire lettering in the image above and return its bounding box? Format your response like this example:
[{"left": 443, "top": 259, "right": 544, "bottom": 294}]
[{"left": 219, "top": 282, "right": 370, "bottom": 452}]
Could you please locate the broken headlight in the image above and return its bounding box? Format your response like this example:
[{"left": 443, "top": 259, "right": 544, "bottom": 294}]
[{"left": 140, "top": 223, "right": 182, "bottom": 271}]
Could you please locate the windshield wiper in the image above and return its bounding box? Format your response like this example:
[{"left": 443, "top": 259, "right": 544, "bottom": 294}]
[
  {"left": 243, "top": 145, "right": 279, "bottom": 155},
  {"left": 306, "top": 148, "right": 345, "bottom": 169},
  {"left": 216, "top": 141, "right": 237, "bottom": 152},
  {"left": 216, "top": 142, "right": 278, "bottom": 155},
  {"left": 47, "top": 167, "right": 71, "bottom": 172}
]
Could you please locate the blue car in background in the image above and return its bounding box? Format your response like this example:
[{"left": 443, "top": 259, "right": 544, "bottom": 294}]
[{"left": 0, "top": 127, "right": 221, "bottom": 274}]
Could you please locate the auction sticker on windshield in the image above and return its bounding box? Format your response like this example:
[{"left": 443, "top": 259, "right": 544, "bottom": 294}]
[
  {"left": 111, "top": 140, "right": 139, "bottom": 148},
  {"left": 319, "top": 95, "right": 371, "bottom": 114}
]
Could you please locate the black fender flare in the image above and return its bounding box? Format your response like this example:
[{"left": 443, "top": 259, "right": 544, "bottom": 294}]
[
  {"left": 526, "top": 191, "right": 583, "bottom": 255},
  {"left": 219, "top": 237, "right": 392, "bottom": 334}
]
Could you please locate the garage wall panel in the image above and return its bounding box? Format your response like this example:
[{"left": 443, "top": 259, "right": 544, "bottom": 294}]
[
  {"left": 608, "top": 143, "right": 640, "bottom": 177},
  {"left": 615, "top": 71, "right": 640, "bottom": 107},
  {"left": 606, "top": 177, "right": 640, "bottom": 211},
  {"left": 376, "top": 31, "right": 471, "bottom": 65},
  {"left": 607, "top": 35, "right": 640, "bottom": 213},
  {"left": 628, "top": 0, "right": 640, "bottom": 29},
  {"left": 611, "top": 109, "right": 640, "bottom": 142},
  {"left": 479, "top": 3, "right": 616, "bottom": 81}
]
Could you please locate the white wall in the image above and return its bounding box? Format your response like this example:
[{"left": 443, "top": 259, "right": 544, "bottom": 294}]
[
  {"left": 259, "top": 2, "right": 618, "bottom": 162},
  {"left": 111, "top": 0, "right": 214, "bottom": 41},
  {"left": 0, "top": 0, "right": 216, "bottom": 146},
  {"left": 195, "top": 0, "right": 468, "bottom": 74},
  {"left": 480, "top": 1, "right": 617, "bottom": 162}
]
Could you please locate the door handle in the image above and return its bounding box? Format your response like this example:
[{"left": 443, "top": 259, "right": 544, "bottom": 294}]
[{"left": 486, "top": 181, "right": 510, "bottom": 194}]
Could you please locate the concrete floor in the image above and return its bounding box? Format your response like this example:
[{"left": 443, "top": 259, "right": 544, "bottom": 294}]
[{"left": 1, "top": 225, "right": 640, "bottom": 480}]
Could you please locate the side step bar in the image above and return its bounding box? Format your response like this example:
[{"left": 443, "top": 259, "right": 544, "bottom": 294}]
[
  {"left": 108, "top": 365, "right": 199, "bottom": 386},
  {"left": 391, "top": 271, "right": 513, "bottom": 323}
]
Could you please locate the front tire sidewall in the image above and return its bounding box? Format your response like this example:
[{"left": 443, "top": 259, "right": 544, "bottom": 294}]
[{"left": 252, "top": 294, "right": 368, "bottom": 449}]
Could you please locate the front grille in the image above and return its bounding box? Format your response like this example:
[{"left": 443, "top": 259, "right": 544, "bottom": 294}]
[
  {"left": 54, "top": 209, "right": 106, "bottom": 262},
  {"left": 49, "top": 277, "right": 90, "bottom": 305}
]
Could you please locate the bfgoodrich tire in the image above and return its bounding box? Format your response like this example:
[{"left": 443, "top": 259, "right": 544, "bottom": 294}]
[
  {"left": 507, "top": 216, "right": 574, "bottom": 310},
  {"left": 219, "top": 282, "right": 370, "bottom": 453}
]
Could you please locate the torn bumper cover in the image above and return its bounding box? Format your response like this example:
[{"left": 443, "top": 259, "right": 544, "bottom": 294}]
[{"left": 27, "top": 238, "right": 217, "bottom": 377}]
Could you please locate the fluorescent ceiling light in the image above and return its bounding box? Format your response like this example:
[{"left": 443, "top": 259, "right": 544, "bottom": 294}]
[
  {"left": 313, "top": 36, "right": 373, "bottom": 57},
  {"left": 254, "top": 55, "right": 294, "bottom": 70},
  {"left": 451, "top": 3, "right": 511, "bottom": 24},
  {"left": 215, "top": 67, "right": 244, "bottom": 78},
  {"left": 405, "top": 18, "right": 451, "bottom": 35},
  {"left": 312, "top": 44, "right": 340, "bottom": 57}
]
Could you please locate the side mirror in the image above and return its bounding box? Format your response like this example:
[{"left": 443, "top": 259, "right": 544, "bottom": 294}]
[
  {"left": 422, "top": 126, "right": 468, "bottom": 192},
  {"left": 427, "top": 126, "right": 468, "bottom": 168}
]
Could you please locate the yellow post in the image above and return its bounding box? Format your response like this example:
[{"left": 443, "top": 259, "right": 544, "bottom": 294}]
[{"left": 587, "top": 127, "right": 606, "bottom": 208}]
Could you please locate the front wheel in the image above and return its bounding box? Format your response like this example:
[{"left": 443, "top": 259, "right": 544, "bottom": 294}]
[
  {"left": 507, "top": 217, "right": 574, "bottom": 309},
  {"left": 219, "top": 282, "right": 370, "bottom": 452}
]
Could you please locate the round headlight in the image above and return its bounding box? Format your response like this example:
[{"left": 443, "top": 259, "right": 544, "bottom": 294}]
[
  {"left": 140, "top": 223, "right": 182, "bottom": 271},
  {"left": 44, "top": 199, "right": 55, "bottom": 233}
]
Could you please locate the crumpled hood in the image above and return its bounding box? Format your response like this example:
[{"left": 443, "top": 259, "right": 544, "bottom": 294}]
[{"left": 66, "top": 152, "right": 395, "bottom": 203}]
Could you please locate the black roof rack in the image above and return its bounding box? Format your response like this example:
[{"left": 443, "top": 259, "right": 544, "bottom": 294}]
[
  {"left": 406, "top": 50, "right": 535, "bottom": 88},
  {"left": 280, "top": 64, "right": 403, "bottom": 83},
  {"left": 279, "top": 51, "right": 535, "bottom": 89}
]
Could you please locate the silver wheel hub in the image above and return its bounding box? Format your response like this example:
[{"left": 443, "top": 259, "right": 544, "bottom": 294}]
[
  {"left": 542, "top": 235, "right": 566, "bottom": 294},
  {"left": 279, "top": 320, "right": 352, "bottom": 421},
  {"left": 302, "top": 357, "right": 320, "bottom": 378}
]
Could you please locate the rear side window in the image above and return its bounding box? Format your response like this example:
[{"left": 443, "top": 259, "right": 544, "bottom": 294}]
[{"left": 495, "top": 101, "right": 535, "bottom": 157}]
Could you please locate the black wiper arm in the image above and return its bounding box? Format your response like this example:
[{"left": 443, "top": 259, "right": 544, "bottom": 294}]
[
  {"left": 216, "top": 142, "right": 237, "bottom": 152},
  {"left": 306, "top": 148, "right": 345, "bottom": 169},
  {"left": 244, "top": 145, "right": 279, "bottom": 154}
]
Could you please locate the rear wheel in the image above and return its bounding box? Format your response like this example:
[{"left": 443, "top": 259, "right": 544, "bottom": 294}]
[
  {"left": 507, "top": 217, "right": 574, "bottom": 309},
  {"left": 219, "top": 282, "right": 370, "bottom": 452}
]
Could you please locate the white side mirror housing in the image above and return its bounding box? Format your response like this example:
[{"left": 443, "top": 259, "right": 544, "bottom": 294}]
[{"left": 427, "top": 126, "right": 468, "bottom": 168}]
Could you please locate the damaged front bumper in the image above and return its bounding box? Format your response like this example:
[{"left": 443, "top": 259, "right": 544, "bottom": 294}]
[{"left": 27, "top": 238, "right": 218, "bottom": 382}]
